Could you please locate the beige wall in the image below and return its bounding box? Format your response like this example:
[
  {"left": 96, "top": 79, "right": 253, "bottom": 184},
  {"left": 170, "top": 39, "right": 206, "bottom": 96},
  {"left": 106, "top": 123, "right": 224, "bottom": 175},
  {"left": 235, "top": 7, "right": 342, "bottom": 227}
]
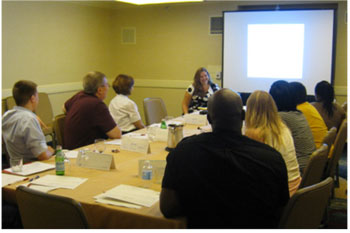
[
  {"left": 2, "top": 1, "right": 347, "bottom": 120},
  {"left": 2, "top": 1, "right": 115, "bottom": 116}
]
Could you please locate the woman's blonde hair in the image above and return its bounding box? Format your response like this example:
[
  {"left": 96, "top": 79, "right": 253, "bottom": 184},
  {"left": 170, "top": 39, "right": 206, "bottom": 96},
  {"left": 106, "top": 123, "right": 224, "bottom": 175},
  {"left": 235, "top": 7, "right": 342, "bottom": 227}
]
[{"left": 245, "top": 90, "right": 287, "bottom": 148}]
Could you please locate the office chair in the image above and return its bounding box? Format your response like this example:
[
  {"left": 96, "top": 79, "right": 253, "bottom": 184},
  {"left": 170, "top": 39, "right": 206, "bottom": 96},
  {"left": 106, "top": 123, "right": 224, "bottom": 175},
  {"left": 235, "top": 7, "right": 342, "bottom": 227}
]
[
  {"left": 321, "top": 127, "right": 337, "bottom": 154},
  {"left": 53, "top": 114, "right": 66, "bottom": 148},
  {"left": 323, "top": 120, "right": 347, "bottom": 189},
  {"left": 16, "top": 186, "right": 89, "bottom": 229},
  {"left": 279, "top": 177, "right": 333, "bottom": 229},
  {"left": 299, "top": 144, "right": 328, "bottom": 189},
  {"left": 143, "top": 97, "right": 168, "bottom": 125}
]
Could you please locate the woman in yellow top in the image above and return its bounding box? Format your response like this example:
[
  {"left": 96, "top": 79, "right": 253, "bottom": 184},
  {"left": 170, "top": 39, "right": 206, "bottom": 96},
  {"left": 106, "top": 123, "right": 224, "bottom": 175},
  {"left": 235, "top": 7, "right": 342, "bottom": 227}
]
[
  {"left": 245, "top": 90, "right": 301, "bottom": 197},
  {"left": 289, "top": 82, "right": 328, "bottom": 149}
]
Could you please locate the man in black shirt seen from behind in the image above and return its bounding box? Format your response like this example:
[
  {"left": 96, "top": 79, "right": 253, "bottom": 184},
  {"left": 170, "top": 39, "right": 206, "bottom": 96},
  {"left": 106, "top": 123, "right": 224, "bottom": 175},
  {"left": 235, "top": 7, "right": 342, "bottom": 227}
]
[{"left": 160, "top": 88, "right": 290, "bottom": 228}]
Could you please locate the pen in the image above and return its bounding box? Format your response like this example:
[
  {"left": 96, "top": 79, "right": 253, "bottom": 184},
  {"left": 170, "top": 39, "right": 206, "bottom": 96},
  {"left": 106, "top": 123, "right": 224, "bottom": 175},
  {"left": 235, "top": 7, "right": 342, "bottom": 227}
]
[{"left": 29, "top": 175, "right": 40, "bottom": 182}]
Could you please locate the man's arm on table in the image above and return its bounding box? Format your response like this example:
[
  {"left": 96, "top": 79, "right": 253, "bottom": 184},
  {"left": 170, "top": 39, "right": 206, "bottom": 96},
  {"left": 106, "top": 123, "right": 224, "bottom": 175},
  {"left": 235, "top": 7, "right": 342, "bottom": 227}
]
[
  {"left": 106, "top": 126, "right": 122, "bottom": 139},
  {"left": 37, "top": 146, "right": 55, "bottom": 161}
]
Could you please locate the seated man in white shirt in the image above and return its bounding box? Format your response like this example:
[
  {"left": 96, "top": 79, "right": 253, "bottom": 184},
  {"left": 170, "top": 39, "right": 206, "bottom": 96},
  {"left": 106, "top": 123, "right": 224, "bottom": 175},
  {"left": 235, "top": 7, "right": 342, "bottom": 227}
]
[
  {"left": 2, "top": 80, "right": 55, "bottom": 164},
  {"left": 109, "top": 74, "right": 145, "bottom": 134}
]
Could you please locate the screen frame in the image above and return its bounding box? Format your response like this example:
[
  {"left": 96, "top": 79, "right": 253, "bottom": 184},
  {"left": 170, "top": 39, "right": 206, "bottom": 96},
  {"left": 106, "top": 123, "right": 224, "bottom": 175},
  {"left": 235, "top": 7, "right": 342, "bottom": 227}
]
[{"left": 221, "top": 4, "right": 338, "bottom": 101}]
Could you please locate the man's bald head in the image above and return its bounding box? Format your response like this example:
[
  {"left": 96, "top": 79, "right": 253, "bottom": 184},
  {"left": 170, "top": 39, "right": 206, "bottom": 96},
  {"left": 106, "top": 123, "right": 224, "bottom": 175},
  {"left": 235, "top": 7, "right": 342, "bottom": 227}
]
[{"left": 207, "top": 88, "right": 243, "bottom": 133}]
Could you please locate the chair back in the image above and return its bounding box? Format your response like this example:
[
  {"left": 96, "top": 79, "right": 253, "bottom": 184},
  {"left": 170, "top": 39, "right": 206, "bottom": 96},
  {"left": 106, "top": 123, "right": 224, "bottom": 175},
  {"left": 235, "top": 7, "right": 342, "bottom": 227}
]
[
  {"left": 6, "top": 93, "right": 54, "bottom": 126},
  {"left": 341, "top": 101, "right": 347, "bottom": 114},
  {"left": 53, "top": 114, "right": 66, "bottom": 148},
  {"left": 279, "top": 177, "right": 333, "bottom": 229},
  {"left": 324, "top": 119, "right": 347, "bottom": 179},
  {"left": 321, "top": 127, "right": 337, "bottom": 151},
  {"left": 2, "top": 98, "right": 8, "bottom": 115},
  {"left": 36, "top": 93, "right": 54, "bottom": 127},
  {"left": 143, "top": 97, "right": 168, "bottom": 125},
  {"left": 5, "top": 96, "right": 16, "bottom": 110},
  {"left": 16, "top": 186, "right": 89, "bottom": 229},
  {"left": 299, "top": 144, "right": 328, "bottom": 188}
]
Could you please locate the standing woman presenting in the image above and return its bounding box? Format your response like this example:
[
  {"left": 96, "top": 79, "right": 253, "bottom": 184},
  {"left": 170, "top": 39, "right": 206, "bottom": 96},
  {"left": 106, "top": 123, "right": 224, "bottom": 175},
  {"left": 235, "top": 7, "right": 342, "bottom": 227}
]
[{"left": 182, "top": 67, "right": 219, "bottom": 114}]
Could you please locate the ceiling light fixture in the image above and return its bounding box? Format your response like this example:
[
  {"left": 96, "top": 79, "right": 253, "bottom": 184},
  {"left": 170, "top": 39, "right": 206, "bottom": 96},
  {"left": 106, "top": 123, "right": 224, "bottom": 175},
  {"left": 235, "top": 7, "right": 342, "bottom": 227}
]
[{"left": 116, "top": 0, "right": 203, "bottom": 5}]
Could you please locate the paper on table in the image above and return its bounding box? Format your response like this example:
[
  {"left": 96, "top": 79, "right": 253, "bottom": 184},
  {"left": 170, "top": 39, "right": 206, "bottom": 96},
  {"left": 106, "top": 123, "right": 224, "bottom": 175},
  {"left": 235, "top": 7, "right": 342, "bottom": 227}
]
[
  {"left": 31, "top": 175, "right": 87, "bottom": 189},
  {"left": 103, "top": 184, "right": 160, "bottom": 207},
  {"left": 105, "top": 139, "right": 122, "bottom": 145},
  {"left": 2, "top": 173, "right": 27, "bottom": 187},
  {"left": 184, "top": 112, "right": 207, "bottom": 126},
  {"left": 94, "top": 193, "right": 142, "bottom": 209},
  {"left": 4, "top": 162, "right": 55, "bottom": 176},
  {"left": 18, "top": 183, "right": 59, "bottom": 193},
  {"left": 63, "top": 150, "right": 79, "bottom": 159}
]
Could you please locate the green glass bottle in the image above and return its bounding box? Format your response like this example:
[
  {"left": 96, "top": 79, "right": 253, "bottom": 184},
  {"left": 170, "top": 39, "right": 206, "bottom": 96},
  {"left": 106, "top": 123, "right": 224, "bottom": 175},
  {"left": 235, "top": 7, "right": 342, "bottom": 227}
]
[
  {"left": 55, "top": 145, "right": 65, "bottom": 176},
  {"left": 160, "top": 119, "right": 167, "bottom": 129}
]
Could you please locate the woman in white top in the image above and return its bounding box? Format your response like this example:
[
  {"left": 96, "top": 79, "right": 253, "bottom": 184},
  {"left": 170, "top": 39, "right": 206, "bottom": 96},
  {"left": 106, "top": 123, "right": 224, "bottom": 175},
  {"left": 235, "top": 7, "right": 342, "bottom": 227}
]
[
  {"left": 182, "top": 67, "right": 219, "bottom": 114},
  {"left": 109, "top": 74, "right": 145, "bottom": 134},
  {"left": 245, "top": 90, "right": 301, "bottom": 197}
]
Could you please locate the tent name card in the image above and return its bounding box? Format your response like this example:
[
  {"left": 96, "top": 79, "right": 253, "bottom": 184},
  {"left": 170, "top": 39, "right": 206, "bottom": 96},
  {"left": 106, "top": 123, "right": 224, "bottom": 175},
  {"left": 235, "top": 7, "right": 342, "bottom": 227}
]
[
  {"left": 76, "top": 151, "right": 115, "bottom": 171},
  {"left": 121, "top": 133, "right": 151, "bottom": 154},
  {"left": 147, "top": 126, "right": 168, "bottom": 142}
]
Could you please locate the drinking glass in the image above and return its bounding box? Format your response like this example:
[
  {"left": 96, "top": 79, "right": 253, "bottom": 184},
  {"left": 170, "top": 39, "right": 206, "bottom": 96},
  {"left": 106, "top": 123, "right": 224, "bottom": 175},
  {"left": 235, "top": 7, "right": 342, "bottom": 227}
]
[
  {"left": 10, "top": 158, "right": 23, "bottom": 172},
  {"left": 94, "top": 139, "right": 106, "bottom": 153}
]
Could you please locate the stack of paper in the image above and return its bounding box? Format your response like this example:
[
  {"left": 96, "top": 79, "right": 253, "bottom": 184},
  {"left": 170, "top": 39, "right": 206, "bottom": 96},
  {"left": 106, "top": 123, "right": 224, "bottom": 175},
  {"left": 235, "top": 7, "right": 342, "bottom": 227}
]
[
  {"left": 31, "top": 175, "right": 88, "bottom": 189},
  {"left": 2, "top": 173, "right": 27, "bottom": 187},
  {"left": 94, "top": 184, "right": 160, "bottom": 209},
  {"left": 4, "top": 162, "right": 55, "bottom": 176},
  {"left": 18, "top": 183, "right": 58, "bottom": 193}
]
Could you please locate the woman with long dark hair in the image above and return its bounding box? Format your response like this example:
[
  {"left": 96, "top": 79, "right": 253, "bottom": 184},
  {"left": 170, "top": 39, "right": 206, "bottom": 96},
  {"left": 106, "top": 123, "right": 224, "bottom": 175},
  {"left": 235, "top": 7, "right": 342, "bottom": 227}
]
[
  {"left": 312, "top": 81, "right": 346, "bottom": 130},
  {"left": 182, "top": 67, "right": 219, "bottom": 114}
]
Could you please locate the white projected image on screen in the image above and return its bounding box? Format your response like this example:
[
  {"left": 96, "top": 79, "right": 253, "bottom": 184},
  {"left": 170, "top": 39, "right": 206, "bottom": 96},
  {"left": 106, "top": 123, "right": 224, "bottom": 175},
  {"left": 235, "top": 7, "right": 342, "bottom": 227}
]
[{"left": 247, "top": 24, "right": 305, "bottom": 79}]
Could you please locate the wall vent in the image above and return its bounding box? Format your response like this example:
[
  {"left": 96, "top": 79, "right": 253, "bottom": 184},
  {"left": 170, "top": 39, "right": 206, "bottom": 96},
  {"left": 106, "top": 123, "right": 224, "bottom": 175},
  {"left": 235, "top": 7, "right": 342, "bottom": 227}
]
[
  {"left": 210, "top": 16, "right": 223, "bottom": 35},
  {"left": 121, "top": 27, "right": 136, "bottom": 44}
]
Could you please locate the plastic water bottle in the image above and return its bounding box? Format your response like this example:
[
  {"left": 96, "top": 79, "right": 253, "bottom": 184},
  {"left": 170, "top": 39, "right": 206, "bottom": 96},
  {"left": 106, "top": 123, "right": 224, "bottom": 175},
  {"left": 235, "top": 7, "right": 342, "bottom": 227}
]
[
  {"left": 55, "top": 145, "right": 65, "bottom": 176},
  {"left": 141, "top": 160, "right": 153, "bottom": 188}
]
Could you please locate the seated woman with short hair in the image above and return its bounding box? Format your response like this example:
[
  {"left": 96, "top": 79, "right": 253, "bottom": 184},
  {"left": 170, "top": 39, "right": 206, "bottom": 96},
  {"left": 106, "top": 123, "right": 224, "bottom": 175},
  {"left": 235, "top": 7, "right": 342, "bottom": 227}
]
[
  {"left": 109, "top": 74, "right": 145, "bottom": 134},
  {"left": 245, "top": 90, "right": 301, "bottom": 197}
]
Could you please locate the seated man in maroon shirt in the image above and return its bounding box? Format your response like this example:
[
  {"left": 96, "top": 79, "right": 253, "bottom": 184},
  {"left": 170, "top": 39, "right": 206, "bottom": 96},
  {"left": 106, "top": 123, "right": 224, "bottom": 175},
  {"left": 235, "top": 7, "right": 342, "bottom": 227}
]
[{"left": 63, "top": 71, "right": 121, "bottom": 150}]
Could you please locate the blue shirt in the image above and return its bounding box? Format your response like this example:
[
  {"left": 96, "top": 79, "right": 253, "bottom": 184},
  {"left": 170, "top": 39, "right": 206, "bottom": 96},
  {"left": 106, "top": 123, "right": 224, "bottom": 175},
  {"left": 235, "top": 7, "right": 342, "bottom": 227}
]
[{"left": 2, "top": 106, "right": 48, "bottom": 163}]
